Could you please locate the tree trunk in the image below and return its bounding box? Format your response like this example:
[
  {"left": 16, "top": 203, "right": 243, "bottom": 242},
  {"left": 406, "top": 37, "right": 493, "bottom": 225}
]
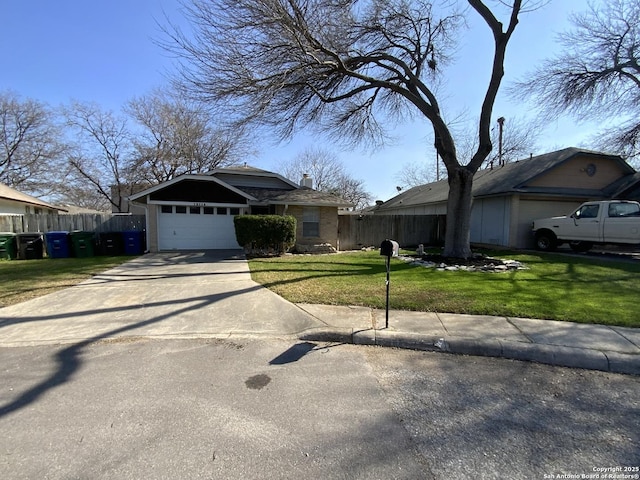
[{"left": 443, "top": 167, "right": 474, "bottom": 258}]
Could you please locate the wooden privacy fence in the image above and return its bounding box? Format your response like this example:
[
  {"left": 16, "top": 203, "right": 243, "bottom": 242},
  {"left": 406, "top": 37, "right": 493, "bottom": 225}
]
[
  {"left": 0, "top": 214, "right": 146, "bottom": 234},
  {"left": 338, "top": 214, "right": 445, "bottom": 251}
]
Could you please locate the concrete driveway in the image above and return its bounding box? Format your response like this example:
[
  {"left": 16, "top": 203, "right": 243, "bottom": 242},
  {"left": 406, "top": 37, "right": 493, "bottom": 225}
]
[{"left": 0, "top": 251, "right": 324, "bottom": 347}]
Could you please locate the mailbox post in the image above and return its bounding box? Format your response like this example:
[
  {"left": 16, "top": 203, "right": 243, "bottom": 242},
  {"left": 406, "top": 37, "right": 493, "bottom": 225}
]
[{"left": 380, "top": 239, "right": 399, "bottom": 329}]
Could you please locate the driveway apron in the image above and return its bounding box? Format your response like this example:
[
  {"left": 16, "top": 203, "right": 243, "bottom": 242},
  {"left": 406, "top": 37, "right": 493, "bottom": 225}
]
[{"left": 0, "top": 251, "right": 324, "bottom": 346}]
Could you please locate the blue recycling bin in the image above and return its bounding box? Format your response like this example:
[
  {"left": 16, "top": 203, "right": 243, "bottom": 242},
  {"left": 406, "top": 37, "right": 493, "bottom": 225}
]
[
  {"left": 122, "top": 230, "right": 144, "bottom": 255},
  {"left": 45, "top": 231, "right": 70, "bottom": 259}
]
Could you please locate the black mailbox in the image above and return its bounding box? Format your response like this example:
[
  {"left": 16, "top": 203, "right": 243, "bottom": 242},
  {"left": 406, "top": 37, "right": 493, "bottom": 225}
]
[{"left": 380, "top": 239, "right": 399, "bottom": 257}]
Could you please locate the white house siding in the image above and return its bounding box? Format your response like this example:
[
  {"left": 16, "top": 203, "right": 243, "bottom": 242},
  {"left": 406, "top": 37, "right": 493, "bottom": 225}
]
[
  {"left": 470, "top": 197, "right": 510, "bottom": 246},
  {"left": 0, "top": 199, "right": 28, "bottom": 215}
]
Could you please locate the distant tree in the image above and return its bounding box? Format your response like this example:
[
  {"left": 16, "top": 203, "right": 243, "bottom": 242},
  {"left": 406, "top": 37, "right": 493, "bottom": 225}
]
[
  {"left": 163, "top": 0, "right": 535, "bottom": 258},
  {"left": 126, "top": 89, "right": 250, "bottom": 183},
  {"left": 395, "top": 116, "right": 539, "bottom": 189},
  {"left": 394, "top": 158, "right": 440, "bottom": 190},
  {"left": 278, "top": 147, "right": 373, "bottom": 210},
  {"left": 513, "top": 0, "right": 640, "bottom": 161},
  {"left": 61, "top": 101, "right": 138, "bottom": 212},
  {"left": 0, "top": 90, "right": 67, "bottom": 196}
]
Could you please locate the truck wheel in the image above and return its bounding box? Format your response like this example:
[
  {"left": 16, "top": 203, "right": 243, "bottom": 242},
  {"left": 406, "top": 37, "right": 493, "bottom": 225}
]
[
  {"left": 535, "top": 231, "right": 557, "bottom": 251},
  {"left": 569, "top": 241, "right": 593, "bottom": 253}
]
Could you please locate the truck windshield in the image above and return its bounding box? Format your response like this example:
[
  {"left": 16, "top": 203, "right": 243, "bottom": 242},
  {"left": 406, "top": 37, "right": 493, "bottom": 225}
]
[{"left": 608, "top": 203, "right": 640, "bottom": 217}]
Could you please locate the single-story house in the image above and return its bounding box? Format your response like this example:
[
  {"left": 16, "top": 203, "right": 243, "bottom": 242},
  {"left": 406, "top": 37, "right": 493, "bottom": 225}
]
[
  {"left": 0, "top": 183, "right": 65, "bottom": 215},
  {"left": 374, "top": 147, "right": 640, "bottom": 249},
  {"left": 129, "top": 165, "right": 352, "bottom": 252}
]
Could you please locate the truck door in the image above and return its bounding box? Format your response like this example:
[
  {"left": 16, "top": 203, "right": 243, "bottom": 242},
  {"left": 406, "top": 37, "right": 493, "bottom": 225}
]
[
  {"left": 568, "top": 203, "right": 601, "bottom": 241},
  {"left": 603, "top": 202, "right": 640, "bottom": 243}
]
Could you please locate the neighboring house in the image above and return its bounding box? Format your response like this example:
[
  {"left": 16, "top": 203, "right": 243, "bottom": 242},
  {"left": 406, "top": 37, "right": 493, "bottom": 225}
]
[
  {"left": 55, "top": 204, "right": 111, "bottom": 215},
  {"left": 374, "top": 147, "right": 640, "bottom": 249},
  {"left": 0, "top": 183, "right": 65, "bottom": 215},
  {"left": 129, "top": 165, "right": 352, "bottom": 252}
]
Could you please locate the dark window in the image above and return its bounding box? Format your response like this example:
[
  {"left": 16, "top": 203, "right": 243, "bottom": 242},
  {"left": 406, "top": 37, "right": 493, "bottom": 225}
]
[
  {"left": 216, "top": 207, "right": 227, "bottom": 215},
  {"left": 190, "top": 206, "right": 201, "bottom": 214},
  {"left": 251, "top": 206, "right": 269, "bottom": 215},
  {"left": 203, "top": 207, "right": 214, "bottom": 215},
  {"left": 176, "top": 206, "right": 187, "bottom": 214},
  {"left": 230, "top": 207, "right": 240, "bottom": 215},
  {"left": 161, "top": 205, "right": 173, "bottom": 214},
  {"left": 303, "top": 207, "right": 320, "bottom": 237}
]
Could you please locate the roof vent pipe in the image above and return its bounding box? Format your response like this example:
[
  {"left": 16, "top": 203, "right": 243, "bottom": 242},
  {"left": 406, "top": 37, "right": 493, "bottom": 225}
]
[{"left": 300, "top": 174, "right": 313, "bottom": 188}]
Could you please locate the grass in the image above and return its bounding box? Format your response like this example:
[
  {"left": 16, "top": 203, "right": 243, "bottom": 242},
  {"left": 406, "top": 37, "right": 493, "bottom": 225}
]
[
  {"left": 0, "top": 256, "right": 133, "bottom": 308},
  {"left": 248, "top": 250, "right": 640, "bottom": 328}
]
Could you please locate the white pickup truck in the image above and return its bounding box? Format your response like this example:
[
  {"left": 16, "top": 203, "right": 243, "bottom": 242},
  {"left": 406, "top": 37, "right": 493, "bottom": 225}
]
[{"left": 532, "top": 200, "right": 640, "bottom": 252}]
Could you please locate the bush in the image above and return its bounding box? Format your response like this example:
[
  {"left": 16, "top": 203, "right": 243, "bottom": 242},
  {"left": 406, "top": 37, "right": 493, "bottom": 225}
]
[{"left": 234, "top": 215, "right": 296, "bottom": 256}]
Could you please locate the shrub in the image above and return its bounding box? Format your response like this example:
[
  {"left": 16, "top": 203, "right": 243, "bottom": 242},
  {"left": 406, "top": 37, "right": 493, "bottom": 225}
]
[{"left": 234, "top": 215, "right": 296, "bottom": 256}]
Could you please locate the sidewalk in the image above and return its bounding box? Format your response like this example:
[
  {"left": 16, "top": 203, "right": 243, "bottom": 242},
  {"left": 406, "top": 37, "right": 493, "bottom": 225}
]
[{"left": 295, "top": 304, "right": 640, "bottom": 376}]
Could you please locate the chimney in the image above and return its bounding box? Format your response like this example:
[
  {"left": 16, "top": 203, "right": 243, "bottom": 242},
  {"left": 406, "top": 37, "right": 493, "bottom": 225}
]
[{"left": 300, "top": 173, "right": 313, "bottom": 188}]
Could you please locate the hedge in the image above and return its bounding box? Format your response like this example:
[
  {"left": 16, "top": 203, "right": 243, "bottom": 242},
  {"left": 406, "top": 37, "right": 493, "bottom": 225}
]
[{"left": 233, "top": 215, "right": 296, "bottom": 255}]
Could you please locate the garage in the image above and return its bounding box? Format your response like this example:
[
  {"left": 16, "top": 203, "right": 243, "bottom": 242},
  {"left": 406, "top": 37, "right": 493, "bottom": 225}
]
[
  {"left": 128, "top": 168, "right": 351, "bottom": 253},
  {"left": 157, "top": 205, "right": 243, "bottom": 250}
]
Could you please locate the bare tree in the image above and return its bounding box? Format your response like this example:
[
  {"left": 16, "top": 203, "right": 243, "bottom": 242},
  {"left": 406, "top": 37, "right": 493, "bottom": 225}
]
[
  {"left": 126, "top": 89, "right": 249, "bottom": 183},
  {"left": 328, "top": 175, "right": 373, "bottom": 210},
  {"left": 62, "top": 101, "right": 138, "bottom": 212},
  {"left": 278, "top": 147, "right": 373, "bottom": 209},
  {"left": 394, "top": 158, "right": 440, "bottom": 190},
  {"left": 513, "top": 0, "right": 640, "bottom": 160},
  {"left": 395, "top": 115, "right": 539, "bottom": 190},
  {"left": 0, "top": 90, "right": 67, "bottom": 196},
  {"left": 279, "top": 147, "right": 344, "bottom": 191},
  {"left": 163, "top": 0, "right": 532, "bottom": 258}
]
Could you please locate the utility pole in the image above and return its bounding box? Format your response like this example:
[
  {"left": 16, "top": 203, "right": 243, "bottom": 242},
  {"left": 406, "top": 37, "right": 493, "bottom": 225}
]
[{"left": 497, "top": 117, "right": 505, "bottom": 167}]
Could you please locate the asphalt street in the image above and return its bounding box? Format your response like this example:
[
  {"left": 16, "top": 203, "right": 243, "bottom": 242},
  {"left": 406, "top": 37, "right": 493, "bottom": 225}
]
[{"left": 1, "top": 338, "right": 638, "bottom": 480}]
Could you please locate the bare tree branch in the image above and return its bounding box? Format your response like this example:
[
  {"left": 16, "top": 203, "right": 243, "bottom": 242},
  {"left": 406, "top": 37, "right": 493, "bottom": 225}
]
[
  {"left": 513, "top": 0, "right": 640, "bottom": 158},
  {"left": 0, "top": 90, "right": 67, "bottom": 197}
]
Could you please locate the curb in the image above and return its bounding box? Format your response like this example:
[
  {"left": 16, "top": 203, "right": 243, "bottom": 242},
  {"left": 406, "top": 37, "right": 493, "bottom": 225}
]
[{"left": 298, "top": 328, "right": 640, "bottom": 376}]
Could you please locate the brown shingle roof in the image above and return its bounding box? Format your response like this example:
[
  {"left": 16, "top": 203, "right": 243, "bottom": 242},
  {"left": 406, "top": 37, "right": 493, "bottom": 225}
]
[
  {"left": 239, "top": 187, "right": 353, "bottom": 207},
  {"left": 376, "top": 147, "right": 632, "bottom": 211},
  {"left": 0, "top": 183, "right": 62, "bottom": 211}
]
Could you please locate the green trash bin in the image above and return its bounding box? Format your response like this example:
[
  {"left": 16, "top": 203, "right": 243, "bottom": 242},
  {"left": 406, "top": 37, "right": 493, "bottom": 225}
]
[
  {"left": 0, "top": 232, "right": 17, "bottom": 260},
  {"left": 69, "top": 231, "right": 96, "bottom": 258}
]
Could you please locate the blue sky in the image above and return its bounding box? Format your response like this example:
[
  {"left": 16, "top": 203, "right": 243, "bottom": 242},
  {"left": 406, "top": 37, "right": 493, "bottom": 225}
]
[{"left": 1, "top": 1, "right": 607, "bottom": 202}]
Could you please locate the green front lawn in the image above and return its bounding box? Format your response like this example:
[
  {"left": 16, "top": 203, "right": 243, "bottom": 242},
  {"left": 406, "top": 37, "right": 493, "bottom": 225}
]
[
  {"left": 248, "top": 250, "right": 640, "bottom": 327},
  {"left": 0, "top": 256, "right": 133, "bottom": 308}
]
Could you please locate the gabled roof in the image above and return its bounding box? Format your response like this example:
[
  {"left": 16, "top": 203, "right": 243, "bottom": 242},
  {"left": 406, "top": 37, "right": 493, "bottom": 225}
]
[
  {"left": 128, "top": 167, "right": 353, "bottom": 207},
  {"left": 0, "top": 183, "right": 63, "bottom": 211},
  {"left": 605, "top": 172, "right": 640, "bottom": 199},
  {"left": 209, "top": 165, "right": 299, "bottom": 189},
  {"left": 128, "top": 174, "right": 257, "bottom": 202},
  {"left": 376, "top": 147, "right": 634, "bottom": 211}
]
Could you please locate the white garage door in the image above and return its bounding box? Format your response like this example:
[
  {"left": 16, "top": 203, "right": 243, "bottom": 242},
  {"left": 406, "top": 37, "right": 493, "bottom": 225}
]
[{"left": 157, "top": 206, "right": 241, "bottom": 250}]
